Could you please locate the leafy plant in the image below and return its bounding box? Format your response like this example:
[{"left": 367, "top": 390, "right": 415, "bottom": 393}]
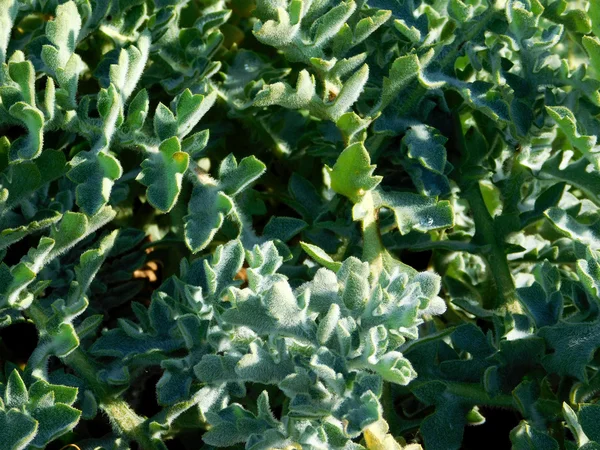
[{"left": 1, "top": 0, "right": 600, "bottom": 448}]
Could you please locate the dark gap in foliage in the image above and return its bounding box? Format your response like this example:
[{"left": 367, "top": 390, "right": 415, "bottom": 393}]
[
  {"left": 400, "top": 250, "right": 433, "bottom": 272},
  {"left": 461, "top": 406, "right": 521, "bottom": 450},
  {"left": 0, "top": 321, "right": 39, "bottom": 365},
  {"left": 125, "top": 367, "right": 163, "bottom": 418},
  {"left": 3, "top": 230, "right": 30, "bottom": 265},
  {"left": 476, "top": 318, "right": 494, "bottom": 337},
  {"left": 43, "top": 130, "right": 72, "bottom": 153},
  {"left": 47, "top": 355, "right": 62, "bottom": 372},
  {"left": 46, "top": 441, "right": 66, "bottom": 450},
  {"left": 165, "top": 438, "right": 187, "bottom": 449},
  {"left": 1, "top": 124, "right": 27, "bottom": 143},
  {"left": 87, "top": 98, "right": 101, "bottom": 118}
]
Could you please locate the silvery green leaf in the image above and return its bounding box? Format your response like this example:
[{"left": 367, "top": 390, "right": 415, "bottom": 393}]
[
  {"left": 372, "top": 190, "right": 454, "bottom": 235},
  {"left": 67, "top": 151, "right": 123, "bottom": 215},
  {"left": 0, "top": 0, "right": 18, "bottom": 65},
  {"left": 326, "top": 142, "right": 382, "bottom": 203},
  {"left": 510, "top": 420, "right": 559, "bottom": 450},
  {"left": 8, "top": 102, "right": 44, "bottom": 162},
  {"left": 137, "top": 137, "right": 189, "bottom": 212}
]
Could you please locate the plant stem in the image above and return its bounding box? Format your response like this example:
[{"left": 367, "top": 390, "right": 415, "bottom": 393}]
[
  {"left": 446, "top": 382, "right": 515, "bottom": 408},
  {"left": 360, "top": 191, "right": 385, "bottom": 274},
  {"left": 144, "top": 387, "right": 208, "bottom": 434},
  {"left": 400, "top": 240, "right": 480, "bottom": 254},
  {"left": 381, "top": 382, "right": 401, "bottom": 434},
  {"left": 411, "top": 380, "right": 515, "bottom": 409},
  {"left": 27, "top": 304, "right": 162, "bottom": 450},
  {"left": 463, "top": 184, "right": 522, "bottom": 313}
]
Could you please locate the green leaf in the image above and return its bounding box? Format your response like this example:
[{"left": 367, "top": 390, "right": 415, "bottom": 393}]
[
  {"left": 579, "top": 404, "right": 600, "bottom": 444},
  {"left": 75, "top": 230, "right": 118, "bottom": 295},
  {"left": 448, "top": 0, "right": 473, "bottom": 23},
  {"left": 184, "top": 185, "right": 233, "bottom": 253},
  {"left": 29, "top": 404, "right": 81, "bottom": 449},
  {"left": 540, "top": 152, "right": 600, "bottom": 206},
  {"left": 262, "top": 217, "right": 307, "bottom": 242},
  {"left": 254, "top": 70, "right": 316, "bottom": 110},
  {"left": 300, "top": 241, "right": 342, "bottom": 272},
  {"left": 68, "top": 151, "right": 123, "bottom": 215},
  {"left": 539, "top": 321, "right": 600, "bottom": 381},
  {"left": 380, "top": 54, "right": 420, "bottom": 111},
  {"left": 108, "top": 33, "right": 150, "bottom": 99},
  {"left": 577, "top": 247, "right": 600, "bottom": 300},
  {"left": 400, "top": 124, "right": 450, "bottom": 196},
  {"left": 1, "top": 149, "right": 67, "bottom": 213},
  {"left": 48, "top": 207, "right": 116, "bottom": 261},
  {"left": 0, "top": 211, "right": 62, "bottom": 251},
  {"left": 591, "top": 0, "right": 600, "bottom": 38},
  {"left": 41, "top": 1, "right": 83, "bottom": 106},
  {"left": 0, "top": 0, "right": 18, "bottom": 64},
  {"left": 8, "top": 61, "right": 36, "bottom": 106},
  {"left": 176, "top": 90, "right": 216, "bottom": 138},
  {"left": 218, "top": 154, "right": 266, "bottom": 196},
  {"left": 154, "top": 102, "right": 178, "bottom": 141},
  {"left": 0, "top": 409, "right": 37, "bottom": 450},
  {"left": 125, "top": 88, "right": 149, "bottom": 131},
  {"left": 353, "top": 10, "right": 392, "bottom": 46},
  {"left": 583, "top": 36, "right": 600, "bottom": 80},
  {"left": 510, "top": 421, "right": 559, "bottom": 450},
  {"left": 373, "top": 190, "right": 454, "bottom": 234},
  {"left": 546, "top": 106, "right": 599, "bottom": 169},
  {"left": 545, "top": 208, "right": 600, "bottom": 250},
  {"left": 311, "top": 1, "right": 356, "bottom": 47},
  {"left": 5, "top": 370, "right": 28, "bottom": 409},
  {"left": 326, "top": 143, "right": 382, "bottom": 203},
  {"left": 137, "top": 137, "right": 189, "bottom": 212},
  {"left": 45, "top": 1, "right": 81, "bottom": 67},
  {"left": 8, "top": 102, "right": 44, "bottom": 162}
]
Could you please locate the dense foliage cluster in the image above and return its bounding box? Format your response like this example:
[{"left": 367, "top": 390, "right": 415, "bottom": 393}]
[{"left": 2, "top": 0, "right": 600, "bottom": 448}]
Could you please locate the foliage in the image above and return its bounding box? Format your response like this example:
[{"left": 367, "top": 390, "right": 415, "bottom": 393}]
[{"left": 1, "top": 0, "right": 600, "bottom": 448}]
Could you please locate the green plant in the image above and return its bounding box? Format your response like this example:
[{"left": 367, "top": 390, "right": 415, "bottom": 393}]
[{"left": 2, "top": 0, "right": 600, "bottom": 448}]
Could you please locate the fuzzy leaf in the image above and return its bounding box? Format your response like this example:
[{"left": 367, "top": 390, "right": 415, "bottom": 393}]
[
  {"left": 137, "top": 137, "right": 189, "bottom": 212},
  {"left": 327, "top": 143, "right": 382, "bottom": 203}
]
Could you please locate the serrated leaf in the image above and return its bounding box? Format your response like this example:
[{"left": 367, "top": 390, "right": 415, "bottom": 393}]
[
  {"left": 311, "top": 1, "right": 356, "bottom": 47},
  {"left": 327, "top": 143, "right": 382, "bottom": 203},
  {"left": 184, "top": 185, "right": 234, "bottom": 253},
  {"left": 137, "top": 137, "right": 189, "bottom": 212},
  {"left": 374, "top": 190, "right": 454, "bottom": 234},
  {"left": 0, "top": 211, "right": 62, "bottom": 251},
  {"left": 380, "top": 54, "right": 420, "bottom": 111},
  {"left": 510, "top": 421, "right": 559, "bottom": 450},
  {"left": 67, "top": 151, "right": 123, "bottom": 215},
  {"left": 263, "top": 216, "right": 307, "bottom": 241},
  {"left": 5, "top": 370, "right": 28, "bottom": 409},
  {"left": 154, "top": 103, "right": 177, "bottom": 141},
  {"left": 545, "top": 208, "right": 600, "bottom": 250},
  {"left": 218, "top": 154, "right": 266, "bottom": 196},
  {"left": 0, "top": 409, "right": 37, "bottom": 450},
  {"left": 539, "top": 321, "right": 600, "bottom": 381},
  {"left": 0, "top": 0, "right": 18, "bottom": 64},
  {"left": 546, "top": 106, "right": 599, "bottom": 169},
  {"left": 45, "top": 1, "right": 81, "bottom": 67},
  {"left": 8, "top": 102, "right": 44, "bottom": 162},
  {"left": 176, "top": 90, "right": 216, "bottom": 138},
  {"left": 125, "top": 88, "right": 149, "bottom": 131}
]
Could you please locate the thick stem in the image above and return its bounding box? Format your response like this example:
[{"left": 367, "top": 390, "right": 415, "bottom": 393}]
[
  {"left": 27, "top": 304, "right": 162, "bottom": 450},
  {"left": 463, "top": 184, "right": 522, "bottom": 313},
  {"left": 360, "top": 191, "right": 385, "bottom": 274},
  {"left": 381, "top": 382, "right": 401, "bottom": 434},
  {"left": 445, "top": 382, "right": 515, "bottom": 409}
]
